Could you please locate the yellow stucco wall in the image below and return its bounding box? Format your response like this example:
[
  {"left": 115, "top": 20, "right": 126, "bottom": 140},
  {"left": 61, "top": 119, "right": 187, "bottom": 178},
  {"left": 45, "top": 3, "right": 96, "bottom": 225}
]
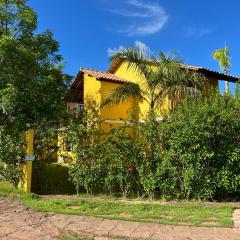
[
  {"left": 100, "top": 81, "right": 135, "bottom": 120},
  {"left": 84, "top": 74, "right": 101, "bottom": 112},
  {"left": 84, "top": 73, "right": 137, "bottom": 133},
  {"left": 83, "top": 73, "right": 136, "bottom": 121},
  {"left": 84, "top": 74, "right": 135, "bottom": 134}
]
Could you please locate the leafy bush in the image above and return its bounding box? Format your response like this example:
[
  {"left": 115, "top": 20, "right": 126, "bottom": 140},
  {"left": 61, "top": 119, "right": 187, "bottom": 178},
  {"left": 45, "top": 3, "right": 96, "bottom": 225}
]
[
  {"left": 34, "top": 124, "right": 59, "bottom": 163},
  {"left": 162, "top": 92, "right": 240, "bottom": 199},
  {"left": 0, "top": 127, "right": 25, "bottom": 187},
  {"left": 69, "top": 157, "right": 101, "bottom": 195},
  {"left": 132, "top": 115, "right": 164, "bottom": 199},
  {"left": 66, "top": 107, "right": 103, "bottom": 195},
  {"left": 67, "top": 91, "right": 240, "bottom": 200},
  {"left": 98, "top": 127, "right": 137, "bottom": 197}
]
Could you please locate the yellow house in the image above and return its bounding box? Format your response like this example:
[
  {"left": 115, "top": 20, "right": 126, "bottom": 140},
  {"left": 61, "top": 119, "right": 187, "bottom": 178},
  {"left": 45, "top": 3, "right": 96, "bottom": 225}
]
[
  {"left": 20, "top": 59, "right": 238, "bottom": 193},
  {"left": 58, "top": 59, "right": 239, "bottom": 162}
]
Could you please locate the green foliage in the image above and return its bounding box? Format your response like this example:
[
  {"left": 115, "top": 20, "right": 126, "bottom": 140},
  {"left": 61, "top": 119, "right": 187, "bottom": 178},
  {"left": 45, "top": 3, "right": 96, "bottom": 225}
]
[
  {"left": 161, "top": 92, "right": 240, "bottom": 199},
  {"left": 0, "top": 127, "right": 25, "bottom": 187},
  {"left": 132, "top": 114, "right": 164, "bottom": 199},
  {"left": 67, "top": 92, "right": 240, "bottom": 200},
  {"left": 34, "top": 123, "right": 59, "bottom": 162},
  {"left": 212, "top": 47, "right": 231, "bottom": 73},
  {"left": 99, "top": 127, "right": 136, "bottom": 197},
  {"left": 69, "top": 161, "right": 100, "bottom": 195},
  {"left": 66, "top": 110, "right": 138, "bottom": 197},
  {"left": 67, "top": 109, "right": 164, "bottom": 198},
  {"left": 0, "top": 0, "right": 37, "bottom": 37},
  {"left": 212, "top": 46, "right": 231, "bottom": 92},
  {"left": 0, "top": 0, "right": 71, "bottom": 187},
  {"left": 0, "top": 0, "right": 71, "bottom": 131},
  {"left": 0, "top": 181, "right": 35, "bottom": 200},
  {"left": 66, "top": 107, "right": 102, "bottom": 195}
]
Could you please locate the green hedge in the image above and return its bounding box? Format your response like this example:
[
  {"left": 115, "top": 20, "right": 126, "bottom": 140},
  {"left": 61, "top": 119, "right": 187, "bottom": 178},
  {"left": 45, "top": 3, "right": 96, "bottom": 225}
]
[
  {"left": 66, "top": 92, "right": 240, "bottom": 200},
  {"left": 31, "top": 161, "right": 75, "bottom": 194}
]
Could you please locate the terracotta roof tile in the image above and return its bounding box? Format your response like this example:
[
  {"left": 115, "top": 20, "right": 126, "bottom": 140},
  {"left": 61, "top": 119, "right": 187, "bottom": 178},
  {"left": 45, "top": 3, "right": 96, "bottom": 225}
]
[
  {"left": 81, "top": 68, "right": 130, "bottom": 84},
  {"left": 66, "top": 68, "right": 130, "bottom": 102}
]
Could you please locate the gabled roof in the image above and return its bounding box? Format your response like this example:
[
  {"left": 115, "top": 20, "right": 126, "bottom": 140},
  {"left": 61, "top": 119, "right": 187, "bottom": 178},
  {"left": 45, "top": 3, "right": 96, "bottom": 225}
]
[
  {"left": 66, "top": 68, "right": 130, "bottom": 102},
  {"left": 108, "top": 58, "right": 239, "bottom": 83},
  {"left": 81, "top": 68, "right": 130, "bottom": 84}
]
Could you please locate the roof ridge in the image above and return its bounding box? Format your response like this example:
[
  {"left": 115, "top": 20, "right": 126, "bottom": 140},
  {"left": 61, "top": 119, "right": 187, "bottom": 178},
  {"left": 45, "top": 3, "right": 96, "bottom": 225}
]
[
  {"left": 180, "top": 64, "right": 203, "bottom": 69},
  {"left": 81, "top": 67, "right": 117, "bottom": 75},
  {"left": 79, "top": 67, "right": 130, "bottom": 84}
]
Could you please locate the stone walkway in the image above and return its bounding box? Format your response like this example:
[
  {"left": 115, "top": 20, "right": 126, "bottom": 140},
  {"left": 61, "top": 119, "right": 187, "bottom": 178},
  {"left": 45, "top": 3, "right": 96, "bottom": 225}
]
[
  {"left": 233, "top": 209, "right": 240, "bottom": 228},
  {"left": 0, "top": 198, "right": 240, "bottom": 240}
]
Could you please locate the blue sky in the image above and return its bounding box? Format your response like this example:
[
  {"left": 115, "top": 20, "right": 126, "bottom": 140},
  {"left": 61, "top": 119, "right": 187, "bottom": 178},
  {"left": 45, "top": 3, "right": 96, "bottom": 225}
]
[{"left": 29, "top": 0, "right": 240, "bottom": 92}]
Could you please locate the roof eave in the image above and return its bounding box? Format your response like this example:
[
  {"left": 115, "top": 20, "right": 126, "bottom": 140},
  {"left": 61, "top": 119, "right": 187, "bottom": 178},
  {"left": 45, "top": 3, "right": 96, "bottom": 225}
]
[
  {"left": 109, "top": 59, "right": 239, "bottom": 83},
  {"left": 108, "top": 58, "right": 122, "bottom": 73},
  {"left": 199, "top": 69, "right": 239, "bottom": 83},
  {"left": 97, "top": 78, "right": 129, "bottom": 84}
]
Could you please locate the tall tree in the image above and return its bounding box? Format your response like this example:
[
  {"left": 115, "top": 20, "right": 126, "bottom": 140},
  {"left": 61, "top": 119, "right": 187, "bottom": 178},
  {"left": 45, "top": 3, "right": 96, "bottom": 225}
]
[
  {"left": 0, "top": 0, "right": 71, "bottom": 132},
  {"left": 212, "top": 46, "right": 231, "bottom": 92},
  {"left": 0, "top": 0, "right": 37, "bottom": 37},
  {"left": 0, "top": 0, "right": 71, "bottom": 185},
  {"left": 103, "top": 46, "right": 206, "bottom": 115}
]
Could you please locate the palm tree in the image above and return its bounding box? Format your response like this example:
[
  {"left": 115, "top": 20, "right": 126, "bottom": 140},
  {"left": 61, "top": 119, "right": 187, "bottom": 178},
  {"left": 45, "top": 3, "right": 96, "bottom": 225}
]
[
  {"left": 212, "top": 46, "right": 231, "bottom": 92},
  {"left": 102, "top": 46, "right": 206, "bottom": 116}
]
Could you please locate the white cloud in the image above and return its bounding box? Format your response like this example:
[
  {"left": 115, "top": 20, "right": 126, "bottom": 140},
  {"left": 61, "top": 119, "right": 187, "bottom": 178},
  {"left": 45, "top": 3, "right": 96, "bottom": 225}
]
[
  {"left": 104, "top": 0, "right": 168, "bottom": 36},
  {"left": 107, "top": 45, "right": 125, "bottom": 57},
  {"left": 134, "top": 40, "right": 150, "bottom": 56},
  {"left": 107, "top": 41, "right": 150, "bottom": 57}
]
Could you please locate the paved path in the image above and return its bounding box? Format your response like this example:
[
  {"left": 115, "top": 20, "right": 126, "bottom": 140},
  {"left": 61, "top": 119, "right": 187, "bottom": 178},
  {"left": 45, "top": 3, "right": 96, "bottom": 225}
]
[{"left": 0, "top": 198, "right": 240, "bottom": 240}]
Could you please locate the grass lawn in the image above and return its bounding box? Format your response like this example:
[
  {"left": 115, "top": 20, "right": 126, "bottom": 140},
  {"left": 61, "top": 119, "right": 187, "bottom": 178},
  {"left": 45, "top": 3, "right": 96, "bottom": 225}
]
[{"left": 0, "top": 182, "right": 236, "bottom": 228}]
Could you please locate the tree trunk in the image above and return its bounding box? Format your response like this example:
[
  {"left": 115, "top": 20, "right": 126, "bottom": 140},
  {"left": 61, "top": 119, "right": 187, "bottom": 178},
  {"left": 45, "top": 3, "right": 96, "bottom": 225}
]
[
  {"left": 225, "top": 81, "right": 229, "bottom": 93},
  {"left": 224, "top": 69, "right": 230, "bottom": 93}
]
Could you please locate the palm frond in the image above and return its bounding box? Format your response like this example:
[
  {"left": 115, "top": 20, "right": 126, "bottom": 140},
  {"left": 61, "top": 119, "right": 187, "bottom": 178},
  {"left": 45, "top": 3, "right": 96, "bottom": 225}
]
[
  {"left": 160, "top": 70, "right": 206, "bottom": 107},
  {"left": 110, "top": 47, "right": 151, "bottom": 79},
  {"left": 212, "top": 47, "right": 231, "bottom": 72},
  {"left": 101, "top": 82, "right": 143, "bottom": 107},
  {"left": 158, "top": 51, "right": 183, "bottom": 66},
  {"left": 143, "top": 51, "right": 183, "bottom": 103},
  {"left": 109, "top": 46, "right": 206, "bottom": 111}
]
